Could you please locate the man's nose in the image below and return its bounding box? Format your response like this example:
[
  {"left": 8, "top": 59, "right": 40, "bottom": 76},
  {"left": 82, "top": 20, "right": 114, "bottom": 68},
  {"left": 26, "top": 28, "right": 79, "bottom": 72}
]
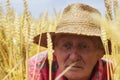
[{"left": 69, "top": 47, "right": 81, "bottom": 61}]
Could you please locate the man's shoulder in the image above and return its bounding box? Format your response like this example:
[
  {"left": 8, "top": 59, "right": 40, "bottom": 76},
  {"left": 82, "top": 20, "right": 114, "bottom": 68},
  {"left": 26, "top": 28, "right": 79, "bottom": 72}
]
[
  {"left": 28, "top": 50, "right": 48, "bottom": 80},
  {"left": 28, "top": 50, "right": 48, "bottom": 65}
]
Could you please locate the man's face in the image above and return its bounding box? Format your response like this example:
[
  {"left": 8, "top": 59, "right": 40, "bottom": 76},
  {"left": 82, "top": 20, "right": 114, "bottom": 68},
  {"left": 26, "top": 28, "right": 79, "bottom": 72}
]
[{"left": 54, "top": 34, "right": 104, "bottom": 80}]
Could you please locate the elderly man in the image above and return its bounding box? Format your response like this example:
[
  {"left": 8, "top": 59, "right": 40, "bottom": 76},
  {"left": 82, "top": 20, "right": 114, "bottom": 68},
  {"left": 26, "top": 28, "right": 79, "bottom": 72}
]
[{"left": 29, "top": 3, "right": 112, "bottom": 80}]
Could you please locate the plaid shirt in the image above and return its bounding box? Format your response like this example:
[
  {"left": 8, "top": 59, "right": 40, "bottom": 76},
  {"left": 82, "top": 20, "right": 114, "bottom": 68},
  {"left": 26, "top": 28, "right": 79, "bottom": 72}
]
[{"left": 28, "top": 50, "right": 113, "bottom": 80}]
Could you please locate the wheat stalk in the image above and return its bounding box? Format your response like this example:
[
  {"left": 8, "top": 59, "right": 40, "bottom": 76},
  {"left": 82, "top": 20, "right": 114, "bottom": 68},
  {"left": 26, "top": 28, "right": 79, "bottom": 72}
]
[
  {"left": 104, "top": 0, "right": 113, "bottom": 20},
  {"left": 2, "top": 58, "right": 23, "bottom": 80},
  {"left": 47, "top": 32, "right": 53, "bottom": 80},
  {"left": 113, "top": 0, "right": 119, "bottom": 17}
]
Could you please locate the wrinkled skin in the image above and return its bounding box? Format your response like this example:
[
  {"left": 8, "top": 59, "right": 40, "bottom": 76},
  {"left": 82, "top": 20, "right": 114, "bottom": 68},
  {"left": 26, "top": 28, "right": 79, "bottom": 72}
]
[{"left": 54, "top": 34, "right": 104, "bottom": 80}]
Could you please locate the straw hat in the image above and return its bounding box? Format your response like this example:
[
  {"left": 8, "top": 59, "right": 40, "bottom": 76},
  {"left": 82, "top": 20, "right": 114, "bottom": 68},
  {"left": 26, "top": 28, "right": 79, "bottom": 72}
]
[{"left": 33, "top": 3, "right": 111, "bottom": 53}]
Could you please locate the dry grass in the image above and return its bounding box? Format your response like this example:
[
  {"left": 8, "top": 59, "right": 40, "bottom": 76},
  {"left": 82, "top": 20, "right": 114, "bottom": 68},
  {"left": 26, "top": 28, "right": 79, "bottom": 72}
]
[{"left": 0, "top": 0, "right": 120, "bottom": 80}]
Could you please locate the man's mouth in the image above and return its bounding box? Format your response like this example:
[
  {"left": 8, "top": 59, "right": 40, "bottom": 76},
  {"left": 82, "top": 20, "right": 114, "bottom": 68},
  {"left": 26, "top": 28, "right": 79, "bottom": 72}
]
[
  {"left": 66, "top": 65, "right": 83, "bottom": 69},
  {"left": 72, "top": 65, "right": 82, "bottom": 68}
]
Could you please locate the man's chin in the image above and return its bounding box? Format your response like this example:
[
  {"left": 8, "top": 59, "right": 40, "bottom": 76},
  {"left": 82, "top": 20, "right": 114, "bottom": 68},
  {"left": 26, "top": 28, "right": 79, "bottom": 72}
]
[
  {"left": 64, "top": 69, "right": 90, "bottom": 80},
  {"left": 64, "top": 72, "right": 83, "bottom": 80}
]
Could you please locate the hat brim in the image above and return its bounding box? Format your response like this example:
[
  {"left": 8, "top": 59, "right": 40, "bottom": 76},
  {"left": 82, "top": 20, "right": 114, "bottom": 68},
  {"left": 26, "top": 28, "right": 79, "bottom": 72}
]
[{"left": 33, "top": 32, "right": 55, "bottom": 48}]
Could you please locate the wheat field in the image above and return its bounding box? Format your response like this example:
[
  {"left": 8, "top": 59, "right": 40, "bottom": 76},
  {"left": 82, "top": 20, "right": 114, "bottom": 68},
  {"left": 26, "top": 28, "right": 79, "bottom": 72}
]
[{"left": 0, "top": 0, "right": 120, "bottom": 80}]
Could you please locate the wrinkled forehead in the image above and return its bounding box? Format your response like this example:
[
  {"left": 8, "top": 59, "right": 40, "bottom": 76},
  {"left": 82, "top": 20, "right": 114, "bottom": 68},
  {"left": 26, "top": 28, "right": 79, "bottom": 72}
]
[{"left": 54, "top": 33, "right": 103, "bottom": 47}]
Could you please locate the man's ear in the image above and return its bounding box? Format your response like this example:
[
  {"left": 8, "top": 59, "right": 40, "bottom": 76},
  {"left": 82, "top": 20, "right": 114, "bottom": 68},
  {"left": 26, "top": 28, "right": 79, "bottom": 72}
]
[{"left": 98, "top": 49, "right": 104, "bottom": 59}]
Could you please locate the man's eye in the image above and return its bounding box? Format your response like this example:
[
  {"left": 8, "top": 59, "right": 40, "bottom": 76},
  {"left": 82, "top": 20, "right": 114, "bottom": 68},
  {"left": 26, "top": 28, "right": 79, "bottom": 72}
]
[
  {"left": 63, "top": 43, "right": 72, "bottom": 49},
  {"left": 79, "top": 44, "right": 89, "bottom": 49}
]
